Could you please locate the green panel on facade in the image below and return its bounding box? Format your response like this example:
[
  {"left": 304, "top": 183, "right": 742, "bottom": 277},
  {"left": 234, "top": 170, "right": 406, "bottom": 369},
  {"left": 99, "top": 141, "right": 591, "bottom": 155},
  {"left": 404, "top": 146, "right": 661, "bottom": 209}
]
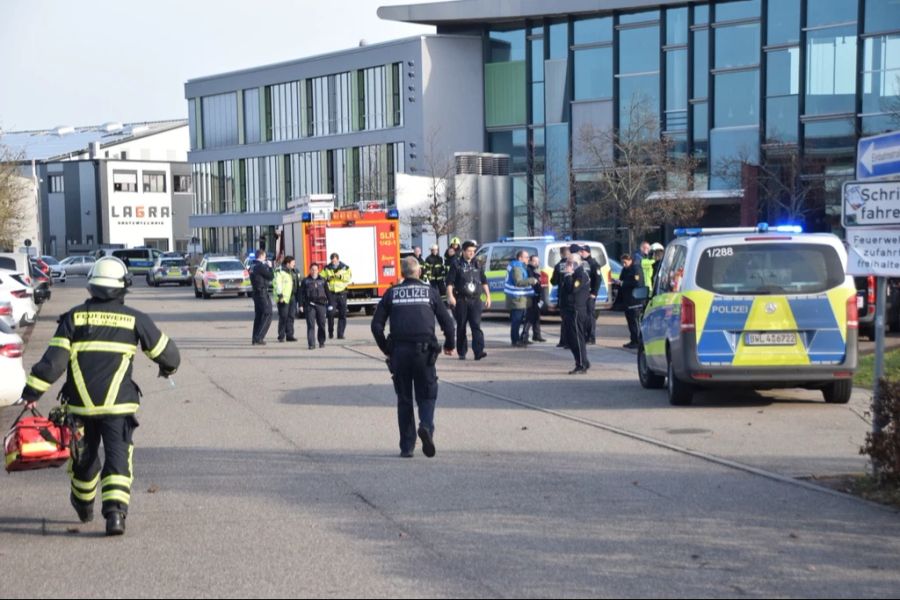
[
  {"left": 485, "top": 61, "right": 527, "bottom": 127},
  {"left": 351, "top": 70, "right": 360, "bottom": 132}
]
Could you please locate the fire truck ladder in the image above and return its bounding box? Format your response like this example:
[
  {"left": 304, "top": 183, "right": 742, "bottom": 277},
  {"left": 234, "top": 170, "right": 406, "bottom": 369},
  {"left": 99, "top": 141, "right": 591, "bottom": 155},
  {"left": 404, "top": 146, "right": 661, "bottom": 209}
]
[{"left": 309, "top": 222, "right": 329, "bottom": 266}]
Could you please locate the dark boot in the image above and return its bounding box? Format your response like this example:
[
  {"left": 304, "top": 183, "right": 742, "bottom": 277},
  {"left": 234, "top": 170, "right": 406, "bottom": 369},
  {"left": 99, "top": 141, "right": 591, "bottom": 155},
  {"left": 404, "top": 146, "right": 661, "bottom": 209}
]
[
  {"left": 106, "top": 512, "right": 126, "bottom": 536},
  {"left": 70, "top": 494, "right": 94, "bottom": 524}
]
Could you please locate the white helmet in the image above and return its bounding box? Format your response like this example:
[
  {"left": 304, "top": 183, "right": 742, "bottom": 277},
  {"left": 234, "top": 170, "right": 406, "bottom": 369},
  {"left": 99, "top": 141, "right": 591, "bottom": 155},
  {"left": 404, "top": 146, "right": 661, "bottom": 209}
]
[
  {"left": 88, "top": 256, "right": 131, "bottom": 289},
  {"left": 650, "top": 243, "right": 665, "bottom": 252}
]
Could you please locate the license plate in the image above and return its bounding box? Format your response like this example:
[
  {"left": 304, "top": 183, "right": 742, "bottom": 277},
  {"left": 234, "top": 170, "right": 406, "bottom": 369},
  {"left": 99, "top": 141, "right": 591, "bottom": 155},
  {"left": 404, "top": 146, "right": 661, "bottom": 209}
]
[
  {"left": 168, "top": 270, "right": 181, "bottom": 276},
  {"left": 745, "top": 332, "right": 797, "bottom": 346}
]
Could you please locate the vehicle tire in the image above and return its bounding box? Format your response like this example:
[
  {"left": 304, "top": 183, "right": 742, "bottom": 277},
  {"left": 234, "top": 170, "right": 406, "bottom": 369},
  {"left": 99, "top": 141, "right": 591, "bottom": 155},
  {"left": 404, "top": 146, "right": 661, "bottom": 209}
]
[
  {"left": 638, "top": 345, "right": 665, "bottom": 389},
  {"left": 348, "top": 306, "right": 362, "bottom": 314},
  {"left": 667, "top": 357, "right": 694, "bottom": 406},
  {"left": 823, "top": 379, "right": 852, "bottom": 404},
  {"left": 202, "top": 285, "right": 211, "bottom": 300},
  {"left": 862, "top": 326, "right": 876, "bottom": 341},
  {"left": 194, "top": 284, "right": 202, "bottom": 299},
  {"left": 364, "top": 305, "right": 376, "bottom": 316}
]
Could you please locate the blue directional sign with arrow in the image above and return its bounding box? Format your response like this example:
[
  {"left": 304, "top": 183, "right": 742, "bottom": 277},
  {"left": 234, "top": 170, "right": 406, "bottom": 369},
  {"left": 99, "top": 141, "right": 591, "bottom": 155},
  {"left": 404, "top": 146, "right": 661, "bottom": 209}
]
[{"left": 857, "top": 130, "right": 900, "bottom": 180}]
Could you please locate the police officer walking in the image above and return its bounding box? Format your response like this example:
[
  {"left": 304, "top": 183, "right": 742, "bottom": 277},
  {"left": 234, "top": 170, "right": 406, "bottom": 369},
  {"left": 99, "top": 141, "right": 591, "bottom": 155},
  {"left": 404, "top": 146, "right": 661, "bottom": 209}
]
[
  {"left": 578, "top": 245, "right": 602, "bottom": 345},
  {"left": 446, "top": 240, "right": 491, "bottom": 361},
  {"left": 299, "top": 262, "right": 329, "bottom": 349},
  {"left": 19, "top": 256, "right": 180, "bottom": 536},
  {"left": 274, "top": 256, "right": 299, "bottom": 343},
  {"left": 251, "top": 249, "right": 274, "bottom": 345},
  {"left": 371, "top": 256, "right": 455, "bottom": 458},
  {"left": 559, "top": 253, "right": 592, "bottom": 374},
  {"left": 424, "top": 244, "right": 447, "bottom": 297},
  {"left": 322, "top": 253, "right": 352, "bottom": 340}
]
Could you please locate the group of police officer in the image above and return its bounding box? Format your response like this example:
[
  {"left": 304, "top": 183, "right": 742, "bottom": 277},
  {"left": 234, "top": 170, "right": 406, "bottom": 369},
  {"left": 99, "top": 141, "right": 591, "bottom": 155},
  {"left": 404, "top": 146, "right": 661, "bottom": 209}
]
[{"left": 249, "top": 250, "right": 353, "bottom": 349}]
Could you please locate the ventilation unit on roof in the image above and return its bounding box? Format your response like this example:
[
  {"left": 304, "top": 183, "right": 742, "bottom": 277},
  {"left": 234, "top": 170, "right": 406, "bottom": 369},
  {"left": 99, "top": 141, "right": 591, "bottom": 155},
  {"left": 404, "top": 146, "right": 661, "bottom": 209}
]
[
  {"left": 102, "top": 122, "right": 124, "bottom": 133},
  {"left": 126, "top": 125, "right": 149, "bottom": 136},
  {"left": 53, "top": 126, "right": 75, "bottom": 136}
]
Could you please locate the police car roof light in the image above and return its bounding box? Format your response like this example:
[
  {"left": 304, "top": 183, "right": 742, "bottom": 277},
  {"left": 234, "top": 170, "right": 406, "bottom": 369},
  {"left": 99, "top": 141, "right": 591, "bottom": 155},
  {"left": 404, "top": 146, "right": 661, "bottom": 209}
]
[
  {"left": 387, "top": 208, "right": 400, "bottom": 220},
  {"left": 774, "top": 224, "right": 803, "bottom": 234},
  {"left": 301, "top": 212, "right": 312, "bottom": 222},
  {"left": 675, "top": 226, "right": 759, "bottom": 237}
]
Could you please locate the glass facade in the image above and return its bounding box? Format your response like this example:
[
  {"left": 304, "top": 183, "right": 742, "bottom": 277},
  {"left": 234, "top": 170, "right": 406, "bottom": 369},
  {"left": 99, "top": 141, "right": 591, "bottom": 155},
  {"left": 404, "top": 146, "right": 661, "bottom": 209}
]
[
  {"left": 472, "top": 0, "right": 900, "bottom": 236},
  {"left": 191, "top": 62, "right": 403, "bottom": 149}
]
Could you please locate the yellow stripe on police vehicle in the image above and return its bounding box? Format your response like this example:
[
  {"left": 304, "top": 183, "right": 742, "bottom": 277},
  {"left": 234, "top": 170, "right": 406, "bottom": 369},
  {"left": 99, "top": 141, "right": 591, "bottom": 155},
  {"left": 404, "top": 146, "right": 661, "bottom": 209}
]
[{"left": 637, "top": 224, "right": 858, "bottom": 406}]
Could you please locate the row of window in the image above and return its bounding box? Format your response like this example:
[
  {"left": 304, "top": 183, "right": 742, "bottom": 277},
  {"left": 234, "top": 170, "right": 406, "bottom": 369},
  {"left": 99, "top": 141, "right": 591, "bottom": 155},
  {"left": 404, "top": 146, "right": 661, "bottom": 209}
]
[
  {"left": 190, "top": 63, "right": 404, "bottom": 150},
  {"left": 110, "top": 171, "right": 191, "bottom": 194},
  {"left": 191, "top": 142, "right": 405, "bottom": 216}
]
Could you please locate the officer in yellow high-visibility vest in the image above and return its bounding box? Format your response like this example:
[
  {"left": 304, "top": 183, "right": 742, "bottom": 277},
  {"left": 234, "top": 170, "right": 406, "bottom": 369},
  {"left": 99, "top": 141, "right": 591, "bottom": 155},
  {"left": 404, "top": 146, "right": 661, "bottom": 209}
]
[
  {"left": 322, "top": 252, "right": 353, "bottom": 339},
  {"left": 19, "top": 257, "right": 180, "bottom": 536},
  {"left": 274, "top": 256, "right": 298, "bottom": 343}
]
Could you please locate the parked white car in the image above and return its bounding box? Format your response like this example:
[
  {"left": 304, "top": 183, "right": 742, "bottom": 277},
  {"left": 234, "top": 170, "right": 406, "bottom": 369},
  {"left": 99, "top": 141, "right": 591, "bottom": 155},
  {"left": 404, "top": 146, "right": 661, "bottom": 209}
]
[
  {"left": 0, "top": 270, "right": 37, "bottom": 327},
  {"left": 0, "top": 319, "right": 26, "bottom": 407},
  {"left": 0, "top": 298, "right": 15, "bottom": 330}
]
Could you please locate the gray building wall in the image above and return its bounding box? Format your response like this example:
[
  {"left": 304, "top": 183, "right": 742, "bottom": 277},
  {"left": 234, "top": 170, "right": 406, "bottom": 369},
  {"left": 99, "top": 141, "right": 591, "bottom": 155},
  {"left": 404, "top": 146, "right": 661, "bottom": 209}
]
[
  {"left": 39, "top": 161, "right": 102, "bottom": 256},
  {"left": 171, "top": 163, "right": 193, "bottom": 249}
]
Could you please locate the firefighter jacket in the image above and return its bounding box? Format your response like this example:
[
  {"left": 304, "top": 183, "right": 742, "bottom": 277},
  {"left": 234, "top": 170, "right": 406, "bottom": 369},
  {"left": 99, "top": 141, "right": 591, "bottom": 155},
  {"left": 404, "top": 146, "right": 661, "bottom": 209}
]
[
  {"left": 21, "top": 297, "right": 180, "bottom": 417},
  {"left": 322, "top": 262, "right": 352, "bottom": 294},
  {"left": 371, "top": 278, "right": 455, "bottom": 352},
  {"left": 299, "top": 275, "right": 329, "bottom": 306},
  {"left": 274, "top": 267, "right": 294, "bottom": 304},
  {"left": 424, "top": 254, "right": 446, "bottom": 282}
]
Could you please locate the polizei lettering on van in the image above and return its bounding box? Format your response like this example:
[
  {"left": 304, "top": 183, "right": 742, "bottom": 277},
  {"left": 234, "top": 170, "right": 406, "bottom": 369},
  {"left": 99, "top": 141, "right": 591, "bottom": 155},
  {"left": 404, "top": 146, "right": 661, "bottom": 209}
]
[{"left": 710, "top": 304, "right": 750, "bottom": 314}]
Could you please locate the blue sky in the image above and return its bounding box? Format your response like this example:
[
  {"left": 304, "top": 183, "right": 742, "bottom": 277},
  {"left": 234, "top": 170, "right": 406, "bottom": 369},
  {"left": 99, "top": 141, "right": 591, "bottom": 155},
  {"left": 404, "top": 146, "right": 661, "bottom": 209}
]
[{"left": 0, "top": 0, "right": 433, "bottom": 131}]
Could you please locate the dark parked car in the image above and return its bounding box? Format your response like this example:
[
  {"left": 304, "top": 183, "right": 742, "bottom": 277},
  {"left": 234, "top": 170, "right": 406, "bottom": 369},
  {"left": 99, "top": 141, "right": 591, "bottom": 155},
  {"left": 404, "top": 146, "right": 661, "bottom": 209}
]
[{"left": 855, "top": 276, "right": 900, "bottom": 340}]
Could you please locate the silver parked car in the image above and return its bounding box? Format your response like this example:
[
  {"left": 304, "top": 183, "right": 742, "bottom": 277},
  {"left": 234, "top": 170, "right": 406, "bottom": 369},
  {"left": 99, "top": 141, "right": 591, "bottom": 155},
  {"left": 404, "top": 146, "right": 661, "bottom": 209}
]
[
  {"left": 59, "top": 255, "right": 96, "bottom": 276},
  {"left": 147, "top": 257, "right": 192, "bottom": 287}
]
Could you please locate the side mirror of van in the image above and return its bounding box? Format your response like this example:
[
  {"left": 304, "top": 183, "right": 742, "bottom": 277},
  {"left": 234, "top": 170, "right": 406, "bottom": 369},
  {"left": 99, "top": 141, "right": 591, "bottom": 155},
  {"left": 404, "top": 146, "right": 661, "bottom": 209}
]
[{"left": 633, "top": 286, "right": 650, "bottom": 301}]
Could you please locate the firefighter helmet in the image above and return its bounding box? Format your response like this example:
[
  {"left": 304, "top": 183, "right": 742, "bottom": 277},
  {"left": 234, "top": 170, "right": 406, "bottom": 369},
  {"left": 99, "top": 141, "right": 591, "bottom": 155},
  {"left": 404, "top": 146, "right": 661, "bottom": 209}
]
[
  {"left": 88, "top": 257, "right": 131, "bottom": 290},
  {"left": 450, "top": 237, "right": 461, "bottom": 247}
]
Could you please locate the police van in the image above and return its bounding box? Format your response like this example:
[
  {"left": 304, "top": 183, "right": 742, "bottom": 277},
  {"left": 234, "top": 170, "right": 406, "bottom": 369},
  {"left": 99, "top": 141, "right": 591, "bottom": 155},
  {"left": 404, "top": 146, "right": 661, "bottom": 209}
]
[
  {"left": 637, "top": 224, "right": 858, "bottom": 406},
  {"left": 474, "top": 237, "right": 612, "bottom": 313}
]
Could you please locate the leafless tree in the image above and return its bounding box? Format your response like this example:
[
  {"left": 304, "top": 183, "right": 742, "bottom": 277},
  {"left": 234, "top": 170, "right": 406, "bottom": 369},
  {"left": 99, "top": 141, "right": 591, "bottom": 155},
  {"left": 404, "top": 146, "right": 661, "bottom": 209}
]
[
  {"left": 576, "top": 96, "right": 705, "bottom": 250},
  {"left": 0, "top": 143, "right": 27, "bottom": 252},
  {"left": 405, "top": 128, "right": 472, "bottom": 241}
]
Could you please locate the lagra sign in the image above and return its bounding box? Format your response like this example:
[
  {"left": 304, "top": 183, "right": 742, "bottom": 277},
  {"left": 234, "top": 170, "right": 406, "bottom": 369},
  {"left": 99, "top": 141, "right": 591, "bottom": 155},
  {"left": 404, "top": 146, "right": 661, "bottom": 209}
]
[{"left": 111, "top": 205, "right": 171, "bottom": 220}]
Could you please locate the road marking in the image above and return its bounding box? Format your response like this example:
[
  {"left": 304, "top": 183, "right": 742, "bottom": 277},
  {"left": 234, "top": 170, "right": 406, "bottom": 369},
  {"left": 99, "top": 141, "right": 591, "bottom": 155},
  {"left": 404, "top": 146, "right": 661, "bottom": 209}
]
[{"left": 344, "top": 345, "right": 896, "bottom": 513}]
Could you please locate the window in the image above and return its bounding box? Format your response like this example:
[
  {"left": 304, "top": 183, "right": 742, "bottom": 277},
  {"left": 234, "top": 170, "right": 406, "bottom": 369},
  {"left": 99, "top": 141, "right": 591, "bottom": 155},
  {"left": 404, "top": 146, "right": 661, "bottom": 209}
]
[
  {"left": 715, "top": 23, "right": 760, "bottom": 69},
  {"left": 143, "top": 171, "right": 166, "bottom": 193},
  {"left": 666, "top": 7, "right": 688, "bottom": 46},
  {"left": 666, "top": 49, "right": 688, "bottom": 131},
  {"left": 619, "top": 26, "right": 660, "bottom": 74},
  {"left": 693, "top": 29, "right": 709, "bottom": 99},
  {"left": 714, "top": 0, "right": 760, "bottom": 22},
  {"left": 620, "top": 10, "right": 659, "bottom": 25},
  {"left": 575, "top": 47, "right": 613, "bottom": 100},
  {"left": 696, "top": 244, "right": 844, "bottom": 295},
  {"left": 244, "top": 88, "right": 261, "bottom": 144},
  {"left": 173, "top": 174, "right": 192, "bottom": 193},
  {"left": 805, "top": 25, "right": 857, "bottom": 115},
  {"left": 201, "top": 92, "right": 239, "bottom": 148},
  {"left": 865, "top": 0, "right": 900, "bottom": 34},
  {"left": 113, "top": 171, "right": 138, "bottom": 193},
  {"left": 715, "top": 70, "right": 760, "bottom": 127},
  {"left": 767, "top": 0, "right": 800, "bottom": 44},
  {"left": 863, "top": 34, "right": 900, "bottom": 116},
  {"left": 489, "top": 29, "right": 526, "bottom": 62},
  {"left": 49, "top": 175, "right": 64, "bottom": 193},
  {"left": 806, "top": 0, "right": 857, "bottom": 28},
  {"left": 574, "top": 16, "right": 612, "bottom": 45},
  {"left": 618, "top": 22, "right": 660, "bottom": 132},
  {"left": 658, "top": 246, "right": 687, "bottom": 294}
]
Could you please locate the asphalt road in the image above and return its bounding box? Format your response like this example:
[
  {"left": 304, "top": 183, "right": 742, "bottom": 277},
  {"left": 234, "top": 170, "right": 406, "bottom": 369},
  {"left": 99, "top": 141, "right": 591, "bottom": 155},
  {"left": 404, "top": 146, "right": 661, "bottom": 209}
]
[{"left": 1, "top": 279, "right": 899, "bottom": 598}]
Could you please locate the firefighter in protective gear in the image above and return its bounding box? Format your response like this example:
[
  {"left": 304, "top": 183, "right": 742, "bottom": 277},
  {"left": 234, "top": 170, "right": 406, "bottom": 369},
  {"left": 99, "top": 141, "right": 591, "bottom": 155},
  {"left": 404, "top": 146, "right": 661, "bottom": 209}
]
[
  {"left": 322, "top": 253, "right": 352, "bottom": 339},
  {"left": 20, "top": 257, "right": 180, "bottom": 536},
  {"left": 424, "top": 244, "right": 447, "bottom": 297}
]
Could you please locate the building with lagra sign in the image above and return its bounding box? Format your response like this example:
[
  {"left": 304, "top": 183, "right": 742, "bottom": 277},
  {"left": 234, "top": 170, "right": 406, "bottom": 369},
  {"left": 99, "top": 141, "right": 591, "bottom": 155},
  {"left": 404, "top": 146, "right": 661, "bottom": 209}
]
[{"left": 0, "top": 121, "right": 192, "bottom": 257}]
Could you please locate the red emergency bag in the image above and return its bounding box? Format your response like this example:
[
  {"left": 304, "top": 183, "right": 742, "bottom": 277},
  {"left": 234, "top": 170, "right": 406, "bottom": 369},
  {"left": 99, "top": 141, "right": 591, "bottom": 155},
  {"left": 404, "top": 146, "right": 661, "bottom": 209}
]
[{"left": 4, "top": 407, "right": 71, "bottom": 473}]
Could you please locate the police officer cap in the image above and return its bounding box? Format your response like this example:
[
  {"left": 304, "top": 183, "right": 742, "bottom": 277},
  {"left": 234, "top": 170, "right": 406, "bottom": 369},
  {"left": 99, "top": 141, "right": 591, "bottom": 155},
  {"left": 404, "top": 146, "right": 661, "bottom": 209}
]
[
  {"left": 579, "top": 244, "right": 591, "bottom": 253},
  {"left": 568, "top": 243, "right": 581, "bottom": 253}
]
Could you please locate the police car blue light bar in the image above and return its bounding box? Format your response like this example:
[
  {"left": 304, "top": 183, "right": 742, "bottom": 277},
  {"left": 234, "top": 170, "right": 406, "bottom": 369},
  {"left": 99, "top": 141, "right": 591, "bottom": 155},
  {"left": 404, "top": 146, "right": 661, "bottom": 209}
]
[
  {"left": 301, "top": 212, "right": 312, "bottom": 222},
  {"left": 674, "top": 223, "right": 804, "bottom": 237},
  {"left": 773, "top": 224, "right": 803, "bottom": 233},
  {"left": 387, "top": 208, "right": 400, "bottom": 219}
]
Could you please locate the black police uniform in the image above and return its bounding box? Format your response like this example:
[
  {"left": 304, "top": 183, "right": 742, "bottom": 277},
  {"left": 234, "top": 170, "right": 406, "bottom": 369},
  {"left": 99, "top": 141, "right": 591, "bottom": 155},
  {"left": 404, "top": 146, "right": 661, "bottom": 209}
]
[
  {"left": 299, "top": 274, "right": 329, "bottom": 349},
  {"left": 583, "top": 252, "right": 602, "bottom": 344},
  {"left": 551, "top": 256, "right": 570, "bottom": 348},
  {"left": 447, "top": 257, "right": 489, "bottom": 359},
  {"left": 250, "top": 259, "right": 274, "bottom": 344},
  {"left": 21, "top": 294, "right": 180, "bottom": 529},
  {"left": 371, "top": 278, "right": 455, "bottom": 456},
  {"left": 619, "top": 262, "right": 645, "bottom": 346},
  {"left": 559, "top": 264, "right": 592, "bottom": 372}
]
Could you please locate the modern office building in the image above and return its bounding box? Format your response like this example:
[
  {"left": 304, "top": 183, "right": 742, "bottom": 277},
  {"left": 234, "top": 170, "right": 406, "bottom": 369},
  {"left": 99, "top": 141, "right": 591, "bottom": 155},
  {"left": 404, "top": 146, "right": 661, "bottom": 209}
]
[
  {"left": 380, "top": 0, "right": 900, "bottom": 241},
  {"left": 184, "top": 35, "right": 483, "bottom": 254},
  {"left": 1, "top": 121, "right": 192, "bottom": 256}
]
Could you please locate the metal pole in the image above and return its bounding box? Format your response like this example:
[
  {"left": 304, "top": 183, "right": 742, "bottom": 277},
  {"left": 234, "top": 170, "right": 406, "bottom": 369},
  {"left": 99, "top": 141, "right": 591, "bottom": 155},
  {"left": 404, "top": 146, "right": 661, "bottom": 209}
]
[{"left": 872, "top": 276, "right": 888, "bottom": 439}]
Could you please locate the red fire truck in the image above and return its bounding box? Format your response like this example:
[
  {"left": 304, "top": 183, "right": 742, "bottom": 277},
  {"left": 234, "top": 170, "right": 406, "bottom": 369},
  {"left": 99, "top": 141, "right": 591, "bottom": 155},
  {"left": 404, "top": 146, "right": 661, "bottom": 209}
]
[{"left": 282, "top": 195, "right": 401, "bottom": 314}]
